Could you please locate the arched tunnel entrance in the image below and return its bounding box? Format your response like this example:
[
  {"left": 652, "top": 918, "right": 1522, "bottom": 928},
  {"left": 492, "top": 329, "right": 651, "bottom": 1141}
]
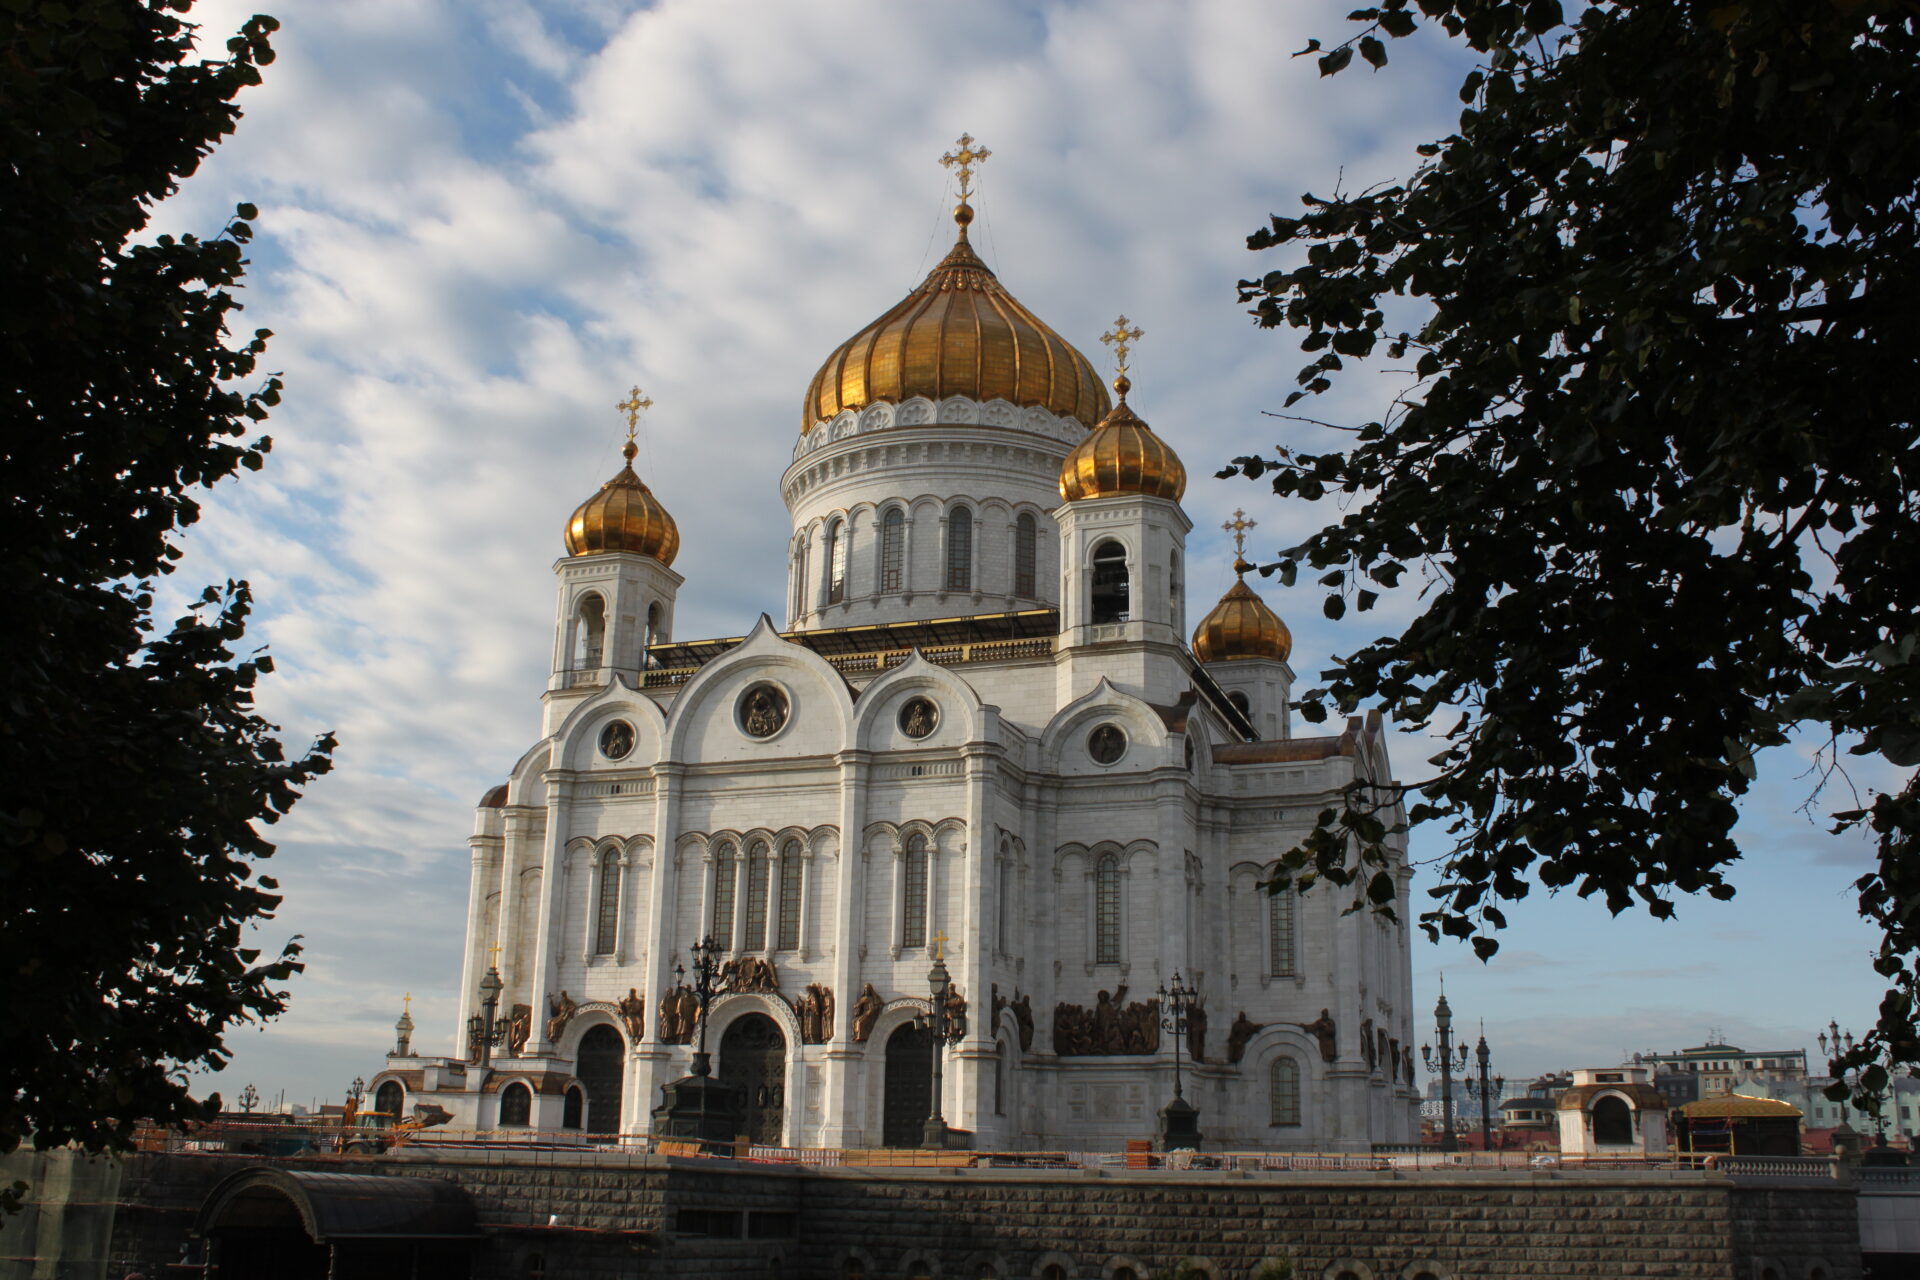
[{"left": 194, "top": 1166, "right": 478, "bottom": 1280}]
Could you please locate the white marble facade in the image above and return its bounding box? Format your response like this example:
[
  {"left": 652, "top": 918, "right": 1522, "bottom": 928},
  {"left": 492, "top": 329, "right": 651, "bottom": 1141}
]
[{"left": 374, "top": 231, "right": 1419, "bottom": 1154}]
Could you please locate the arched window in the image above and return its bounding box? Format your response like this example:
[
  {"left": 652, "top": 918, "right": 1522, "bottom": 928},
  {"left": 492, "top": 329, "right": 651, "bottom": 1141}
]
[
  {"left": 1095, "top": 854, "right": 1121, "bottom": 964},
  {"left": 777, "top": 841, "right": 803, "bottom": 951},
  {"left": 745, "top": 841, "right": 771, "bottom": 951},
  {"left": 1270, "top": 1056, "right": 1301, "bottom": 1125},
  {"left": 880, "top": 508, "right": 905, "bottom": 591},
  {"left": 711, "top": 844, "right": 736, "bottom": 950},
  {"left": 499, "top": 1081, "right": 532, "bottom": 1127},
  {"left": 997, "top": 851, "right": 1013, "bottom": 954},
  {"left": 373, "top": 1079, "right": 404, "bottom": 1117},
  {"left": 594, "top": 847, "right": 621, "bottom": 956},
  {"left": 1091, "top": 540, "right": 1129, "bottom": 623},
  {"left": 1592, "top": 1094, "right": 1633, "bottom": 1144},
  {"left": 644, "top": 602, "right": 663, "bottom": 661},
  {"left": 573, "top": 593, "right": 606, "bottom": 669},
  {"left": 793, "top": 541, "right": 810, "bottom": 619},
  {"left": 1269, "top": 886, "right": 1296, "bottom": 978},
  {"left": 1169, "top": 550, "right": 1182, "bottom": 620},
  {"left": 1014, "top": 512, "right": 1037, "bottom": 597},
  {"left": 1228, "top": 689, "right": 1251, "bottom": 717},
  {"left": 562, "top": 1085, "right": 583, "bottom": 1129},
  {"left": 903, "top": 835, "right": 929, "bottom": 948},
  {"left": 946, "top": 506, "right": 972, "bottom": 590},
  {"left": 825, "top": 518, "right": 847, "bottom": 604}
]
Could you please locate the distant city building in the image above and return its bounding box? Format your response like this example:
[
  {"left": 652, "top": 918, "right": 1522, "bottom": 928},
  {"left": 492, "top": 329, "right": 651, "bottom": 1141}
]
[
  {"left": 1631, "top": 1040, "right": 1807, "bottom": 1096},
  {"left": 1556, "top": 1065, "right": 1670, "bottom": 1159}
]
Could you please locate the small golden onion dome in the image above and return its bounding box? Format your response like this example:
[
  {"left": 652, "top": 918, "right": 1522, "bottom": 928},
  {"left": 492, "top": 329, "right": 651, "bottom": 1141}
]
[
  {"left": 1192, "top": 562, "right": 1292, "bottom": 663},
  {"left": 563, "top": 441, "right": 680, "bottom": 564},
  {"left": 801, "top": 203, "right": 1111, "bottom": 434},
  {"left": 1057, "top": 375, "right": 1187, "bottom": 502}
]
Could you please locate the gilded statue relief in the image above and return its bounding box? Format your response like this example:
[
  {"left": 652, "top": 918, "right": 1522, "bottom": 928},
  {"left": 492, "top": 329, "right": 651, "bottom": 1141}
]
[
  {"left": 720, "top": 955, "right": 780, "bottom": 994},
  {"left": 1226, "top": 1010, "right": 1266, "bottom": 1064},
  {"left": 850, "top": 983, "right": 884, "bottom": 1042},
  {"left": 658, "top": 984, "right": 698, "bottom": 1044},
  {"left": 617, "top": 988, "right": 646, "bottom": 1042},
  {"left": 1296, "top": 1008, "right": 1338, "bottom": 1064},
  {"left": 796, "top": 983, "right": 835, "bottom": 1044},
  {"left": 508, "top": 1004, "right": 533, "bottom": 1056},
  {"left": 1052, "top": 986, "right": 1160, "bottom": 1056},
  {"left": 546, "top": 990, "right": 577, "bottom": 1044}
]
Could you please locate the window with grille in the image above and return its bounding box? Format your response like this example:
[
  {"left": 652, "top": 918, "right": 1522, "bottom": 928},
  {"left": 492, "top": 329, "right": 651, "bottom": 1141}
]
[
  {"left": 1270, "top": 1056, "right": 1301, "bottom": 1125},
  {"left": 499, "top": 1081, "right": 532, "bottom": 1127},
  {"left": 1091, "top": 540, "right": 1129, "bottom": 623},
  {"left": 745, "top": 841, "right": 771, "bottom": 950},
  {"left": 826, "top": 519, "right": 846, "bottom": 604},
  {"left": 1269, "top": 885, "right": 1297, "bottom": 978},
  {"left": 594, "top": 848, "right": 621, "bottom": 956},
  {"left": 903, "top": 836, "right": 929, "bottom": 948},
  {"left": 777, "top": 842, "right": 803, "bottom": 951},
  {"left": 711, "top": 846, "right": 736, "bottom": 949},
  {"left": 880, "top": 508, "right": 905, "bottom": 591},
  {"left": 1095, "top": 854, "right": 1121, "bottom": 964},
  {"left": 946, "top": 507, "right": 972, "bottom": 590},
  {"left": 1014, "top": 513, "right": 1036, "bottom": 597}
]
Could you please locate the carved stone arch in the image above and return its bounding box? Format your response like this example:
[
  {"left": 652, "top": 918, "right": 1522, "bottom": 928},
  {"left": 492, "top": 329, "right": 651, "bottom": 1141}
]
[
  {"left": 661, "top": 615, "right": 856, "bottom": 760},
  {"left": 976, "top": 494, "right": 1015, "bottom": 520},
  {"left": 837, "top": 1245, "right": 879, "bottom": 1277},
  {"left": 896, "top": 818, "right": 939, "bottom": 849},
  {"left": 549, "top": 677, "right": 668, "bottom": 773},
  {"left": 504, "top": 739, "right": 554, "bottom": 807},
  {"left": 1100, "top": 1256, "right": 1151, "bottom": 1279},
  {"left": 1321, "top": 1263, "right": 1377, "bottom": 1280},
  {"left": 863, "top": 997, "right": 934, "bottom": 1054},
  {"left": 708, "top": 990, "right": 803, "bottom": 1052},
  {"left": 621, "top": 834, "right": 653, "bottom": 863},
  {"left": 1119, "top": 839, "right": 1157, "bottom": 871},
  {"left": 906, "top": 493, "right": 945, "bottom": 519},
  {"left": 771, "top": 824, "right": 814, "bottom": 854},
  {"left": 555, "top": 1003, "right": 626, "bottom": 1059},
  {"left": 962, "top": 1250, "right": 1015, "bottom": 1279},
  {"left": 854, "top": 651, "right": 989, "bottom": 750},
  {"left": 563, "top": 835, "right": 597, "bottom": 863},
  {"left": 677, "top": 832, "right": 711, "bottom": 868},
  {"left": 1054, "top": 842, "right": 1092, "bottom": 876},
  {"left": 862, "top": 820, "right": 903, "bottom": 856},
  {"left": 1399, "top": 1263, "right": 1454, "bottom": 1280},
  {"left": 930, "top": 816, "right": 968, "bottom": 855},
  {"left": 806, "top": 824, "right": 841, "bottom": 861},
  {"left": 1039, "top": 678, "right": 1173, "bottom": 773},
  {"left": 1030, "top": 1252, "right": 1078, "bottom": 1280}
]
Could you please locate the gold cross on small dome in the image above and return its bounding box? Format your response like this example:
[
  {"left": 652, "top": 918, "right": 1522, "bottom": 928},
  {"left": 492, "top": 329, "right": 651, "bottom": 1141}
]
[
  {"left": 1101, "top": 315, "right": 1144, "bottom": 376},
  {"left": 1223, "top": 508, "right": 1257, "bottom": 559},
  {"left": 932, "top": 929, "right": 949, "bottom": 961},
  {"left": 940, "top": 133, "right": 991, "bottom": 199},
  {"left": 616, "top": 385, "right": 653, "bottom": 462},
  {"left": 403, "top": 992, "right": 412, "bottom": 1016}
]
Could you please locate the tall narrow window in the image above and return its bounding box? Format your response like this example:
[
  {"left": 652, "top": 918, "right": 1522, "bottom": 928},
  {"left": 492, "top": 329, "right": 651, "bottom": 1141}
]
[
  {"left": 1095, "top": 854, "right": 1121, "bottom": 964},
  {"left": 711, "top": 845, "right": 736, "bottom": 950},
  {"left": 1014, "top": 513, "right": 1037, "bottom": 597},
  {"left": 794, "top": 542, "right": 810, "bottom": 618},
  {"left": 499, "top": 1081, "right": 532, "bottom": 1127},
  {"left": 1270, "top": 1057, "right": 1301, "bottom": 1125},
  {"left": 903, "top": 835, "right": 929, "bottom": 948},
  {"left": 644, "top": 602, "right": 663, "bottom": 663},
  {"left": 997, "top": 854, "right": 1013, "bottom": 955},
  {"left": 880, "top": 508, "right": 905, "bottom": 592},
  {"left": 1091, "top": 540, "right": 1129, "bottom": 623},
  {"left": 826, "top": 518, "right": 847, "bottom": 604},
  {"left": 1169, "top": 551, "right": 1182, "bottom": 621},
  {"left": 1269, "top": 885, "right": 1297, "bottom": 978},
  {"left": 745, "top": 841, "right": 771, "bottom": 951},
  {"left": 777, "top": 841, "right": 803, "bottom": 951},
  {"left": 594, "top": 847, "right": 621, "bottom": 956},
  {"left": 994, "top": 1042, "right": 1006, "bottom": 1115},
  {"left": 945, "top": 507, "right": 972, "bottom": 590},
  {"left": 574, "top": 594, "right": 606, "bottom": 668}
]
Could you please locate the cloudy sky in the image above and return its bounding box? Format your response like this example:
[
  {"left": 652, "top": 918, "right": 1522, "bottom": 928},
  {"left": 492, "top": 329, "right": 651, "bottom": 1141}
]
[{"left": 157, "top": 0, "right": 1886, "bottom": 1110}]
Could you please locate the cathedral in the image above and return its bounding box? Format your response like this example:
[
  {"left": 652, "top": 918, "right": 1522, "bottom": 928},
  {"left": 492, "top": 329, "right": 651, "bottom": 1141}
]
[{"left": 370, "top": 141, "right": 1418, "bottom": 1152}]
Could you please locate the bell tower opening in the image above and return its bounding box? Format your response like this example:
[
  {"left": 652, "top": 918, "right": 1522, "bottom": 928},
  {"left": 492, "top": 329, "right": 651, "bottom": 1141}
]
[
  {"left": 572, "top": 593, "right": 606, "bottom": 670},
  {"left": 1090, "top": 541, "right": 1129, "bottom": 624}
]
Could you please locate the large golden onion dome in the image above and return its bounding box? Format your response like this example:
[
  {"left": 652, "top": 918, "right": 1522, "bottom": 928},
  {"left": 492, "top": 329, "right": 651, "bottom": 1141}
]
[
  {"left": 1192, "top": 561, "right": 1292, "bottom": 663},
  {"left": 801, "top": 203, "right": 1111, "bottom": 434},
  {"left": 563, "top": 440, "right": 680, "bottom": 564},
  {"left": 1057, "top": 374, "right": 1187, "bottom": 502}
]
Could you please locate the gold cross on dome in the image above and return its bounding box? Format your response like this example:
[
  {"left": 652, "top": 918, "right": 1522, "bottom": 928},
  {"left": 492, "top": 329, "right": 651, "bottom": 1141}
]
[
  {"left": 940, "top": 133, "right": 991, "bottom": 199},
  {"left": 1101, "top": 315, "right": 1144, "bottom": 376},
  {"left": 403, "top": 992, "right": 413, "bottom": 1016},
  {"left": 487, "top": 942, "right": 502, "bottom": 968},
  {"left": 1223, "top": 508, "right": 1258, "bottom": 559},
  {"left": 616, "top": 386, "right": 653, "bottom": 441},
  {"left": 932, "top": 929, "right": 949, "bottom": 961}
]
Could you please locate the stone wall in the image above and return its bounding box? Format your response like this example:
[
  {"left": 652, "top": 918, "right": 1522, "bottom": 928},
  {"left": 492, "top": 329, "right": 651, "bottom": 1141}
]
[{"left": 3, "top": 1149, "right": 1862, "bottom": 1280}]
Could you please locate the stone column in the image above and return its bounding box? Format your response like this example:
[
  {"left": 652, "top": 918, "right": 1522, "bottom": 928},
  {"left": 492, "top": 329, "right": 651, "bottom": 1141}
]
[
  {"left": 526, "top": 773, "right": 574, "bottom": 1055},
  {"left": 630, "top": 762, "right": 684, "bottom": 1132},
  {"left": 822, "top": 749, "right": 870, "bottom": 1147},
  {"left": 455, "top": 824, "right": 503, "bottom": 1052}
]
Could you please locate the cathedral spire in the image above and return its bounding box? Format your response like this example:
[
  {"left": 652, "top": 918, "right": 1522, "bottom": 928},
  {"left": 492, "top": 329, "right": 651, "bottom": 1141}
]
[{"left": 939, "top": 131, "right": 991, "bottom": 238}]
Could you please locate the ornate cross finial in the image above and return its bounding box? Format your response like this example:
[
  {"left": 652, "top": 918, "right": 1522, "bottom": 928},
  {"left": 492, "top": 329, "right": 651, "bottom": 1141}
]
[
  {"left": 932, "top": 929, "right": 950, "bottom": 961},
  {"left": 487, "top": 942, "right": 502, "bottom": 969},
  {"left": 616, "top": 385, "right": 652, "bottom": 461},
  {"left": 1223, "top": 508, "right": 1258, "bottom": 567},
  {"left": 403, "top": 992, "right": 412, "bottom": 1016},
  {"left": 940, "top": 133, "right": 991, "bottom": 200},
  {"left": 1101, "top": 314, "right": 1144, "bottom": 376}
]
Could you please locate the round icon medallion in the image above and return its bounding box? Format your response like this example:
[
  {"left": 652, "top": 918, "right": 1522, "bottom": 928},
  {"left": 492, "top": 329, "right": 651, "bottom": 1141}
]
[
  {"left": 599, "top": 720, "right": 636, "bottom": 760},
  {"left": 899, "top": 696, "right": 939, "bottom": 740},
  {"left": 738, "top": 683, "right": 790, "bottom": 739},
  {"left": 1087, "top": 723, "right": 1126, "bottom": 765}
]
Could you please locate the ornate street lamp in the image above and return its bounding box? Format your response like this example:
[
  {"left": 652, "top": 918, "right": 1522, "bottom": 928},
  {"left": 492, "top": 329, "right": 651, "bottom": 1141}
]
[
  {"left": 1422, "top": 990, "right": 1468, "bottom": 1153},
  {"left": 239, "top": 1083, "right": 260, "bottom": 1115},
  {"left": 466, "top": 955, "right": 508, "bottom": 1067},
  {"left": 1460, "top": 1026, "right": 1505, "bottom": 1153},
  {"left": 1157, "top": 972, "right": 1203, "bottom": 1150},
  {"left": 921, "top": 935, "right": 954, "bottom": 1149},
  {"left": 1821, "top": 1017, "right": 1907, "bottom": 1165},
  {"left": 651, "top": 934, "right": 744, "bottom": 1152}
]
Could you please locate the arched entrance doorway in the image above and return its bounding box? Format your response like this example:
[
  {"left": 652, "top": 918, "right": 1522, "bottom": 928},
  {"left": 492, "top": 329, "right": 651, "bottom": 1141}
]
[
  {"left": 883, "top": 1022, "right": 933, "bottom": 1148},
  {"left": 195, "top": 1167, "right": 477, "bottom": 1280},
  {"left": 576, "top": 1023, "right": 625, "bottom": 1138},
  {"left": 719, "top": 1012, "right": 787, "bottom": 1145}
]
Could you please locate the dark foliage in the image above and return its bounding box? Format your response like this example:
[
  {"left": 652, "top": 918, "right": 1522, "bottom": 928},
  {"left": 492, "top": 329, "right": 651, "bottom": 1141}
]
[
  {"left": 1, "top": 0, "right": 333, "bottom": 1201},
  {"left": 1231, "top": 1, "right": 1918, "bottom": 1098}
]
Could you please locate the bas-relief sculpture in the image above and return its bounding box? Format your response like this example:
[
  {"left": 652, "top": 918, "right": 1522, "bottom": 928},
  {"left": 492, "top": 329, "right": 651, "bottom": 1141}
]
[
  {"left": 1227, "top": 1011, "right": 1265, "bottom": 1064},
  {"left": 796, "top": 983, "right": 835, "bottom": 1045},
  {"left": 850, "top": 983, "right": 885, "bottom": 1043},
  {"left": 658, "top": 984, "right": 698, "bottom": 1045},
  {"left": 721, "top": 955, "right": 780, "bottom": 995},
  {"left": 991, "top": 985, "right": 1037, "bottom": 1053},
  {"left": 1053, "top": 987, "right": 1160, "bottom": 1056},
  {"left": 546, "top": 990, "right": 577, "bottom": 1045},
  {"left": 617, "top": 988, "right": 647, "bottom": 1042},
  {"left": 1297, "top": 1008, "right": 1338, "bottom": 1065},
  {"left": 508, "top": 1004, "right": 532, "bottom": 1056}
]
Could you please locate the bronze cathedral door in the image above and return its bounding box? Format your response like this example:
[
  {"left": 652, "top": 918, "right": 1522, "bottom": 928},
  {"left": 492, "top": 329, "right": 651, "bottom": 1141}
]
[
  {"left": 883, "top": 1022, "right": 933, "bottom": 1147},
  {"left": 720, "top": 1013, "right": 787, "bottom": 1146},
  {"left": 576, "top": 1023, "right": 625, "bottom": 1138}
]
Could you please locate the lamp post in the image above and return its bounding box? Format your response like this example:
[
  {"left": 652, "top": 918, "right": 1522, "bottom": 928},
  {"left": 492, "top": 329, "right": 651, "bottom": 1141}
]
[
  {"left": 1460, "top": 1027, "right": 1504, "bottom": 1153},
  {"left": 921, "top": 933, "right": 953, "bottom": 1149},
  {"left": 682, "top": 934, "right": 726, "bottom": 1077},
  {"left": 1157, "top": 972, "right": 1203, "bottom": 1150},
  {"left": 1821, "top": 1018, "right": 1906, "bottom": 1164},
  {"left": 651, "top": 934, "right": 743, "bottom": 1152},
  {"left": 466, "top": 960, "right": 507, "bottom": 1067},
  {"left": 239, "top": 1083, "right": 259, "bottom": 1115},
  {"left": 1422, "top": 991, "right": 1467, "bottom": 1153}
]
